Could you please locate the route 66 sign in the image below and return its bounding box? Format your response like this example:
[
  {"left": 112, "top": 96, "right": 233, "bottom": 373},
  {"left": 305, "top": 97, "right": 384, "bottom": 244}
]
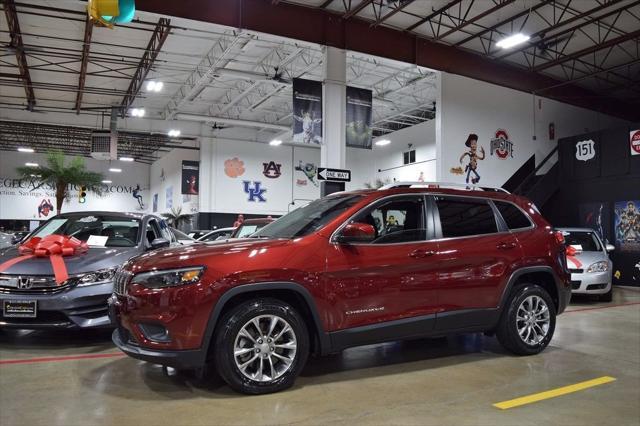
[{"left": 575, "top": 139, "right": 595, "bottom": 162}]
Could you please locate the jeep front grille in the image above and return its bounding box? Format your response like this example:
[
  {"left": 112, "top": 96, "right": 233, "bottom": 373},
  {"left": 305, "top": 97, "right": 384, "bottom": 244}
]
[{"left": 114, "top": 270, "right": 133, "bottom": 295}]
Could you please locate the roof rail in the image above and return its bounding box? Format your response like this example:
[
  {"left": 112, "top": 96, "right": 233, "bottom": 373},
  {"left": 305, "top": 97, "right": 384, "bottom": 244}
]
[{"left": 377, "top": 181, "right": 510, "bottom": 193}]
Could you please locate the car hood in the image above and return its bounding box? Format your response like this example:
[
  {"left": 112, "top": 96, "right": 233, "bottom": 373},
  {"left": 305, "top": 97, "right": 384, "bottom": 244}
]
[
  {"left": 0, "top": 245, "right": 141, "bottom": 276},
  {"left": 127, "top": 238, "right": 293, "bottom": 273},
  {"left": 566, "top": 250, "right": 607, "bottom": 269}
]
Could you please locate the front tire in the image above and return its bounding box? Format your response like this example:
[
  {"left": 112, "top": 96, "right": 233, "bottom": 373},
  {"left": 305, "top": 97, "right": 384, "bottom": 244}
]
[
  {"left": 496, "top": 284, "right": 556, "bottom": 355},
  {"left": 213, "top": 298, "right": 309, "bottom": 394}
]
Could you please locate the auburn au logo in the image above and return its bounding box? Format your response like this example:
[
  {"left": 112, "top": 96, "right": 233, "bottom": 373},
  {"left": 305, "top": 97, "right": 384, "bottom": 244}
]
[{"left": 262, "top": 161, "right": 282, "bottom": 178}]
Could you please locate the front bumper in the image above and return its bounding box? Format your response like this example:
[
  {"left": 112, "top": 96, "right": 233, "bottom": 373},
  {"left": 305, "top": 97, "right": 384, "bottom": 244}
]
[
  {"left": 111, "top": 328, "right": 207, "bottom": 370},
  {"left": 0, "top": 282, "right": 113, "bottom": 329},
  {"left": 570, "top": 270, "right": 612, "bottom": 295}
]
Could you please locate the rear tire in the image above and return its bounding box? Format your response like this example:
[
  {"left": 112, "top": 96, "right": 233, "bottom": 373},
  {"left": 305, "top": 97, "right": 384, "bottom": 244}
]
[
  {"left": 213, "top": 298, "right": 309, "bottom": 395},
  {"left": 496, "top": 284, "right": 556, "bottom": 355},
  {"left": 599, "top": 286, "right": 613, "bottom": 302}
]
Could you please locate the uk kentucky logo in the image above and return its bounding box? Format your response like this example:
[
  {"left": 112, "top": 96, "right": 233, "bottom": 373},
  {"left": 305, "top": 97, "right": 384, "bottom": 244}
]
[
  {"left": 262, "top": 161, "right": 282, "bottom": 179},
  {"left": 243, "top": 181, "right": 267, "bottom": 202},
  {"left": 490, "top": 129, "right": 514, "bottom": 159}
]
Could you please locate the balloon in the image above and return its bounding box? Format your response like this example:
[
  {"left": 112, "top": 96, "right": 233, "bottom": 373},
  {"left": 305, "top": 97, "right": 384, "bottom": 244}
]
[{"left": 113, "top": 0, "right": 135, "bottom": 23}]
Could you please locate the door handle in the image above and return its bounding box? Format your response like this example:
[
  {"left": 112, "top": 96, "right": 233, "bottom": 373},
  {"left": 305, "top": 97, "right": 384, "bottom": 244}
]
[
  {"left": 409, "top": 249, "right": 436, "bottom": 258},
  {"left": 497, "top": 242, "right": 517, "bottom": 250}
]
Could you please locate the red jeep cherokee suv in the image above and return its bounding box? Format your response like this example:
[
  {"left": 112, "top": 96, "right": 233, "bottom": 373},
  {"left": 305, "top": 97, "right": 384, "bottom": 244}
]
[{"left": 110, "top": 183, "right": 571, "bottom": 394}]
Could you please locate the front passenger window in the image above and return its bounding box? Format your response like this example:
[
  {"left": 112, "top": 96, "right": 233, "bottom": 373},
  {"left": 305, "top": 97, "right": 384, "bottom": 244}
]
[
  {"left": 351, "top": 197, "right": 426, "bottom": 244},
  {"left": 146, "top": 221, "right": 161, "bottom": 245}
]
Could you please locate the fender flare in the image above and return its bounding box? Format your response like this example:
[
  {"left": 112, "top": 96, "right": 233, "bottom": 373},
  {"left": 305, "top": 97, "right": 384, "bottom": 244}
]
[
  {"left": 498, "top": 266, "right": 569, "bottom": 314},
  {"left": 201, "top": 282, "right": 331, "bottom": 356}
]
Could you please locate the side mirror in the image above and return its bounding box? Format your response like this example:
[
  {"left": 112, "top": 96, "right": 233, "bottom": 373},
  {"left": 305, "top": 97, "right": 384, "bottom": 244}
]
[
  {"left": 605, "top": 244, "right": 615, "bottom": 252},
  {"left": 336, "top": 222, "right": 376, "bottom": 244},
  {"left": 149, "top": 238, "right": 170, "bottom": 250},
  {"left": 11, "top": 235, "right": 22, "bottom": 245}
]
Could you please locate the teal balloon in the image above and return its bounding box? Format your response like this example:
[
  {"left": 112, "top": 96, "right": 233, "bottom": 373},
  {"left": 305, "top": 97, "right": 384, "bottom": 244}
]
[{"left": 113, "top": 0, "right": 135, "bottom": 23}]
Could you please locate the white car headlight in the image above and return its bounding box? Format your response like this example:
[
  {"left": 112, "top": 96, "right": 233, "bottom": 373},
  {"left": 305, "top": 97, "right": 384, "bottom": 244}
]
[
  {"left": 587, "top": 261, "right": 609, "bottom": 273},
  {"left": 130, "top": 267, "right": 204, "bottom": 289},
  {"left": 74, "top": 268, "right": 118, "bottom": 287}
]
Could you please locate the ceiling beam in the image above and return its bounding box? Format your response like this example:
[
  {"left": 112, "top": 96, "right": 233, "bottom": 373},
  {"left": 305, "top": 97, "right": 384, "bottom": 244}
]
[
  {"left": 75, "top": 16, "right": 93, "bottom": 114},
  {"left": 134, "top": 0, "right": 640, "bottom": 121},
  {"left": 119, "top": 17, "right": 171, "bottom": 118},
  {"left": 373, "top": 0, "right": 416, "bottom": 27},
  {"left": 343, "top": 0, "right": 374, "bottom": 19},
  {"left": 435, "top": 0, "right": 516, "bottom": 41},
  {"left": 495, "top": 0, "right": 633, "bottom": 60},
  {"left": 454, "top": 0, "right": 552, "bottom": 47},
  {"left": 3, "top": 0, "right": 35, "bottom": 111},
  {"left": 533, "top": 28, "right": 640, "bottom": 72},
  {"left": 405, "top": 0, "right": 464, "bottom": 32}
]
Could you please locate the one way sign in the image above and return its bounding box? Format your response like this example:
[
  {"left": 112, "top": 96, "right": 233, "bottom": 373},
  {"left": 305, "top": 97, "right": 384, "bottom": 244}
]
[{"left": 317, "top": 167, "right": 351, "bottom": 182}]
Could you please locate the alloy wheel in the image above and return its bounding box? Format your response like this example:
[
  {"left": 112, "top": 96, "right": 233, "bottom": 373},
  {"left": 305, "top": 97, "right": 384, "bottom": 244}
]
[
  {"left": 233, "top": 314, "right": 298, "bottom": 382},
  {"left": 516, "top": 295, "right": 551, "bottom": 346}
]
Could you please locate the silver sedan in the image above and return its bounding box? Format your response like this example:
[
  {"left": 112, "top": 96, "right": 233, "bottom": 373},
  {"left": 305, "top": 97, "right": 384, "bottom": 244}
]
[{"left": 559, "top": 227, "right": 614, "bottom": 302}]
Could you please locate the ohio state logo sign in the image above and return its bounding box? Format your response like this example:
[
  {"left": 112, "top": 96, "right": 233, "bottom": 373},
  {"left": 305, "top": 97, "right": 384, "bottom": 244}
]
[
  {"left": 631, "top": 130, "right": 640, "bottom": 156},
  {"left": 490, "top": 129, "right": 514, "bottom": 159}
]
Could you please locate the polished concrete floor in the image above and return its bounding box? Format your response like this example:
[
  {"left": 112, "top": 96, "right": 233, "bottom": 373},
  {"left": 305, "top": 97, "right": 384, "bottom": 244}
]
[{"left": 1, "top": 288, "right": 639, "bottom": 426}]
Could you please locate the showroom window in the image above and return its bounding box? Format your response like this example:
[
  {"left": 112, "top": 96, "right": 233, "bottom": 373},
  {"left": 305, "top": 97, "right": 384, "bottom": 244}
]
[
  {"left": 435, "top": 196, "right": 498, "bottom": 238},
  {"left": 494, "top": 201, "right": 533, "bottom": 230},
  {"left": 403, "top": 149, "right": 416, "bottom": 165},
  {"left": 352, "top": 196, "right": 426, "bottom": 244}
]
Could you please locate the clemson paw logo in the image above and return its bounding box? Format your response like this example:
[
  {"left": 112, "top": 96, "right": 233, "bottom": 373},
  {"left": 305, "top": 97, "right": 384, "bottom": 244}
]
[{"left": 225, "top": 157, "right": 245, "bottom": 178}]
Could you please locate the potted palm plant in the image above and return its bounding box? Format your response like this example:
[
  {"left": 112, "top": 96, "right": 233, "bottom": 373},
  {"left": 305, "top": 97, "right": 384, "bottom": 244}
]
[
  {"left": 15, "top": 151, "right": 104, "bottom": 215},
  {"left": 161, "top": 206, "right": 193, "bottom": 231}
]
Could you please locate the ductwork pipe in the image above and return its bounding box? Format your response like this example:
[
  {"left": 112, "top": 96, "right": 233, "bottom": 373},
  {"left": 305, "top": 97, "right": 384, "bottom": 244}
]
[{"left": 175, "top": 113, "right": 291, "bottom": 132}]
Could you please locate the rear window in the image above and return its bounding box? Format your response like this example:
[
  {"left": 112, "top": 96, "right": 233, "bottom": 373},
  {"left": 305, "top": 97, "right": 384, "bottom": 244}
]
[
  {"left": 435, "top": 196, "right": 498, "bottom": 238},
  {"left": 495, "top": 201, "right": 532, "bottom": 230}
]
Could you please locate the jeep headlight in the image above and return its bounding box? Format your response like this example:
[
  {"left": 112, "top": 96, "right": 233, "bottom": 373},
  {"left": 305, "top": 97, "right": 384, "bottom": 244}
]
[
  {"left": 587, "top": 261, "right": 609, "bottom": 273},
  {"left": 74, "top": 268, "right": 118, "bottom": 287},
  {"left": 130, "top": 267, "right": 204, "bottom": 289}
]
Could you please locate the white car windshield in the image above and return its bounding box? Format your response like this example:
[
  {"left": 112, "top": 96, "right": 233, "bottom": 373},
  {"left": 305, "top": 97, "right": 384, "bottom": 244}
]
[
  {"left": 564, "top": 231, "right": 602, "bottom": 252},
  {"left": 32, "top": 214, "right": 141, "bottom": 247}
]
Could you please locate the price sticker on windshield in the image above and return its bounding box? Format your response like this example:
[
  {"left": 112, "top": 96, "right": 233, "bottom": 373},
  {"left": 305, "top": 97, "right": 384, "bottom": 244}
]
[{"left": 87, "top": 235, "right": 108, "bottom": 247}]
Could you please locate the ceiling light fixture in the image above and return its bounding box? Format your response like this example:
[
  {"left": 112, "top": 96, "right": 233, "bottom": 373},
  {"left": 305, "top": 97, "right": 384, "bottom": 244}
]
[
  {"left": 168, "top": 129, "right": 181, "bottom": 137},
  {"left": 109, "top": 168, "right": 122, "bottom": 173},
  {"left": 375, "top": 139, "right": 391, "bottom": 146},
  {"left": 18, "top": 147, "right": 34, "bottom": 153},
  {"left": 102, "top": 180, "right": 113, "bottom": 184},
  {"left": 119, "top": 157, "right": 134, "bottom": 162},
  {"left": 25, "top": 162, "right": 39, "bottom": 167},
  {"left": 130, "top": 108, "right": 145, "bottom": 117},
  {"left": 146, "top": 81, "right": 163, "bottom": 92},
  {"left": 496, "top": 33, "right": 530, "bottom": 49},
  {"left": 269, "top": 139, "right": 282, "bottom": 146}
]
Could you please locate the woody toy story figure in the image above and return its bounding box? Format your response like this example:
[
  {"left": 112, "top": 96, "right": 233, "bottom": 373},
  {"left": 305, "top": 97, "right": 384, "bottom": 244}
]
[{"left": 459, "top": 133, "right": 485, "bottom": 184}]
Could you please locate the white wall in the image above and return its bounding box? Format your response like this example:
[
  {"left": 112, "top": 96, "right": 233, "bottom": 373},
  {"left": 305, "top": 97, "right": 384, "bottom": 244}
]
[
  {"left": 436, "top": 72, "right": 630, "bottom": 187},
  {"left": 149, "top": 148, "right": 200, "bottom": 215},
  {"left": 346, "top": 119, "right": 437, "bottom": 190},
  {"left": 199, "top": 138, "right": 321, "bottom": 215},
  {"left": 0, "top": 151, "right": 150, "bottom": 220}
]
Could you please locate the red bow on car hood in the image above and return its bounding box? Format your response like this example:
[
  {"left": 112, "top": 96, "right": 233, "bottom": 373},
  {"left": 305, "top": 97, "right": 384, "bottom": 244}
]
[
  {"left": 566, "top": 245, "right": 582, "bottom": 269},
  {"left": 0, "top": 235, "right": 88, "bottom": 284}
]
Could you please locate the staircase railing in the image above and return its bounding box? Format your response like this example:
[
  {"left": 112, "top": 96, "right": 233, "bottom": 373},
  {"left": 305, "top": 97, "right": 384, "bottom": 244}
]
[{"left": 513, "top": 144, "right": 559, "bottom": 195}]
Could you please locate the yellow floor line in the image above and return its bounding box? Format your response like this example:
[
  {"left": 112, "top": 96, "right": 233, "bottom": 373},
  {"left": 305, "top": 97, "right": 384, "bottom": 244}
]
[{"left": 493, "top": 376, "right": 617, "bottom": 410}]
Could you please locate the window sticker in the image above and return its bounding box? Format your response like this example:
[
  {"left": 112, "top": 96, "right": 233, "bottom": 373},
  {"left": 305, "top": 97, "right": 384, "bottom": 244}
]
[
  {"left": 78, "top": 216, "right": 98, "bottom": 223},
  {"left": 87, "top": 235, "right": 108, "bottom": 247}
]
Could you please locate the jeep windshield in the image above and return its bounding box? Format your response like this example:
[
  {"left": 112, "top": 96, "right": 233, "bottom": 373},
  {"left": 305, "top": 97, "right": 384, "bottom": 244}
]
[
  {"left": 31, "top": 214, "right": 142, "bottom": 248},
  {"left": 253, "top": 194, "right": 364, "bottom": 239}
]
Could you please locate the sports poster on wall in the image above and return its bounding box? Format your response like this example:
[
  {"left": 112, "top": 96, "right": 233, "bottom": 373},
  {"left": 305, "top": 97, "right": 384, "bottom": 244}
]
[
  {"left": 181, "top": 160, "right": 200, "bottom": 195},
  {"left": 630, "top": 130, "right": 640, "bottom": 156},
  {"left": 345, "top": 86, "right": 373, "bottom": 149},
  {"left": 292, "top": 78, "right": 322, "bottom": 145},
  {"left": 578, "top": 202, "right": 611, "bottom": 243},
  {"left": 614, "top": 200, "right": 640, "bottom": 252}
]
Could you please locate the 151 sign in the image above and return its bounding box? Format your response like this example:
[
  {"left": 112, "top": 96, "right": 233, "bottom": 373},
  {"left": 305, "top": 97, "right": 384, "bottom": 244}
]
[{"left": 575, "top": 139, "right": 596, "bottom": 162}]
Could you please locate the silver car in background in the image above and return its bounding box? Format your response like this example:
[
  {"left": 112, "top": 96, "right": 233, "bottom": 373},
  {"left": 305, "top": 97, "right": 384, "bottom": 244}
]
[{"left": 559, "top": 227, "right": 614, "bottom": 302}]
